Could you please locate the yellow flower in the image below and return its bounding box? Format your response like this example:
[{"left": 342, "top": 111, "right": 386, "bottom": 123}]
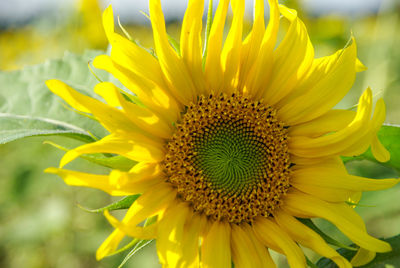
[{"left": 46, "top": 0, "right": 399, "bottom": 267}]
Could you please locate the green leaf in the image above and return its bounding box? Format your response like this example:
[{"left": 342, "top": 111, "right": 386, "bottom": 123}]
[
  {"left": 78, "top": 195, "right": 140, "bottom": 213},
  {"left": 0, "top": 50, "right": 109, "bottom": 144},
  {"left": 343, "top": 125, "right": 400, "bottom": 172},
  {"left": 316, "top": 235, "right": 400, "bottom": 267},
  {"left": 0, "top": 113, "right": 95, "bottom": 144}
]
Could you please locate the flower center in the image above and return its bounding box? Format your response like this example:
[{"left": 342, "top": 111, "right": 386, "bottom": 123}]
[{"left": 163, "top": 93, "right": 291, "bottom": 224}]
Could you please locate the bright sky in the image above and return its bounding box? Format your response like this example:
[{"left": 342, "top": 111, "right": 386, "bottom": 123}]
[{"left": 0, "top": 0, "right": 395, "bottom": 24}]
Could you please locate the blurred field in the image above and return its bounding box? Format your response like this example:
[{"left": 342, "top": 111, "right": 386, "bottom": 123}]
[{"left": 0, "top": 0, "right": 399, "bottom": 267}]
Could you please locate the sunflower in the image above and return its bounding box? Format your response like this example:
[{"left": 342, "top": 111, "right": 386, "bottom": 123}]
[{"left": 45, "top": 0, "right": 399, "bottom": 267}]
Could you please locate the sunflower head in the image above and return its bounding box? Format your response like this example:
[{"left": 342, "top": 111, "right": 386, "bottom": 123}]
[{"left": 46, "top": 0, "right": 398, "bottom": 267}]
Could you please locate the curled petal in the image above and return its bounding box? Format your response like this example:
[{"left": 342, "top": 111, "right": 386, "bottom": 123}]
[
  {"left": 289, "top": 88, "right": 373, "bottom": 158},
  {"left": 283, "top": 190, "right": 392, "bottom": 253},
  {"left": 278, "top": 38, "right": 358, "bottom": 125},
  {"left": 274, "top": 210, "right": 351, "bottom": 268}
]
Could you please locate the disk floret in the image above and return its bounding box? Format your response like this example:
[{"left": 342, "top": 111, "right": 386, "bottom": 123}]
[{"left": 164, "top": 93, "right": 291, "bottom": 223}]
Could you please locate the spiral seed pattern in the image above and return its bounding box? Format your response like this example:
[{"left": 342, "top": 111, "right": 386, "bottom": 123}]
[{"left": 163, "top": 93, "right": 291, "bottom": 224}]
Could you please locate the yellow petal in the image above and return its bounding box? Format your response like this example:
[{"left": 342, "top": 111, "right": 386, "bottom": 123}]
[
  {"left": 283, "top": 190, "right": 392, "bottom": 253},
  {"left": 180, "top": 0, "right": 206, "bottom": 95},
  {"left": 289, "top": 110, "right": 355, "bottom": 138},
  {"left": 46, "top": 163, "right": 163, "bottom": 196},
  {"left": 46, "top": 79, "right": 143, "bottom": 134},
  {"left": 221, "top": 0, "right": 245, "bottom": 93},
  {"left": 289, "top": 88, "right": 372, "bottom": 158},
  {"left": 371, "top": 135, "right": 390, "bottom": 162},
  {"left": 290, "top": 155, "right": 344, "bottom": 168},
  {"left": 94, "top": 82, "right": 122, "bottom": 107},
  {"left": 149, "top": 0, "right": 197, "bottom": 104},
  {"left": 356, "top": 58, "right": 367, "bottom": 72},
  {"left": 96, "top": 229, "right": 125, "bottom": 260},
  {"left": 231, "top": 223, "right": 277, "bottom": 268},
  {"left": 104, "top": 210, "right": 157, "bottom": 240},
  {"left": 351, "top": 248, "right": 376, "bottom": 267},
  {"left": 274, "top": 210, "right": 352, "bottom": 268},
  {"left": 109, "top": 163, "right": 163, "bottom": 194},
  {"left": 341, "top": 98, "right": 387, "bottom": 158},
  {"left": 177, "top": 212, "right": 207, "bottom": 268},
  {"left": 245, "top": 0, "right": 279, "bottom": 98},
  {"left": 45, "top": 167, "right": 133, "bottom": 196},
  {"left": 102, "top": 5, "right": 114, "bottom": 43},
  {"left": 157, "top": 202, "right": 190, "bottom": 267},
  {"left": 111, "top": 34, "right": 168, "bottom": 90},
  {"left": 292, "top": 167, "right": 399, "bottom": 192},
  {"left": 60, "top": 133, "right": 165, "bottom": 167},
  {"left": 103, "top": 5, "right": 164, "bottom": 86},
  {"left": 238, "top": 0, "right": 265, "bottom": 91},
  {"left": 348, "top": 191, "right": 363, "bottom": 207},
  {"left": 121, "top": 182, "right": 177, "bottom": 228},
  {"left": 293, "top": 183, "right": 355, "bottom": 202},
  {"left": 278, "top": 38, "right": 358, "bottom": 125},
  {"left": 253, "top": 217, "right": 306, "bottom": 268},
  {"left": 201, "top": 220, "right": 231, "bottom": 268},
  {"left": 102, "top": 5, "right": 168, "bottom": 89},
  {"left": 204, "top": 0, "right": 230, "bottom": 92},
  {"left": 95, "top": 82, "right": 174, "bottom": 139},
  {"left": 46, "top": 79, "right": 91, "bottom": 113},
  {"left": 261, "top": 5, "right": 314, "bottom": 105},
  {"left": 93, "top": 55, "right": 181, "bottom": 124}
]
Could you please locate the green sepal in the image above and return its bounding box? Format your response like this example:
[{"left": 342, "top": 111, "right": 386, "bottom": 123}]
[
  {"left": 78, "top": 195, "right": 140, "bottom": 213},
  {"left": 118, "top": 240, "right": 153, "bottom": 268},
  {"left": 297, "top": 218, "right": 358, "bottom": 251},
  {"left": 44, "top": 141, "right": 136, "bottom": 171},
  {"left": 79, "top": 154, "right": 136, "bottom": 171},
  {"left": 316, "top": 235, "right": 400, "bottom": 267},
  {"left": 117, "top": 16, "right": 133, "bottom": 41},
  {"left": 108, "top": 238, "right": 142, "bottom": 257},
  {"left": 168, "top": 34, "right": 180, "bottom": 55}
]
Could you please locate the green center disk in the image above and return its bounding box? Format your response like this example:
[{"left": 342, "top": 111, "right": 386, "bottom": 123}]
[{"left": 192, "top": 120, "right": 268, "bottom": 196}]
